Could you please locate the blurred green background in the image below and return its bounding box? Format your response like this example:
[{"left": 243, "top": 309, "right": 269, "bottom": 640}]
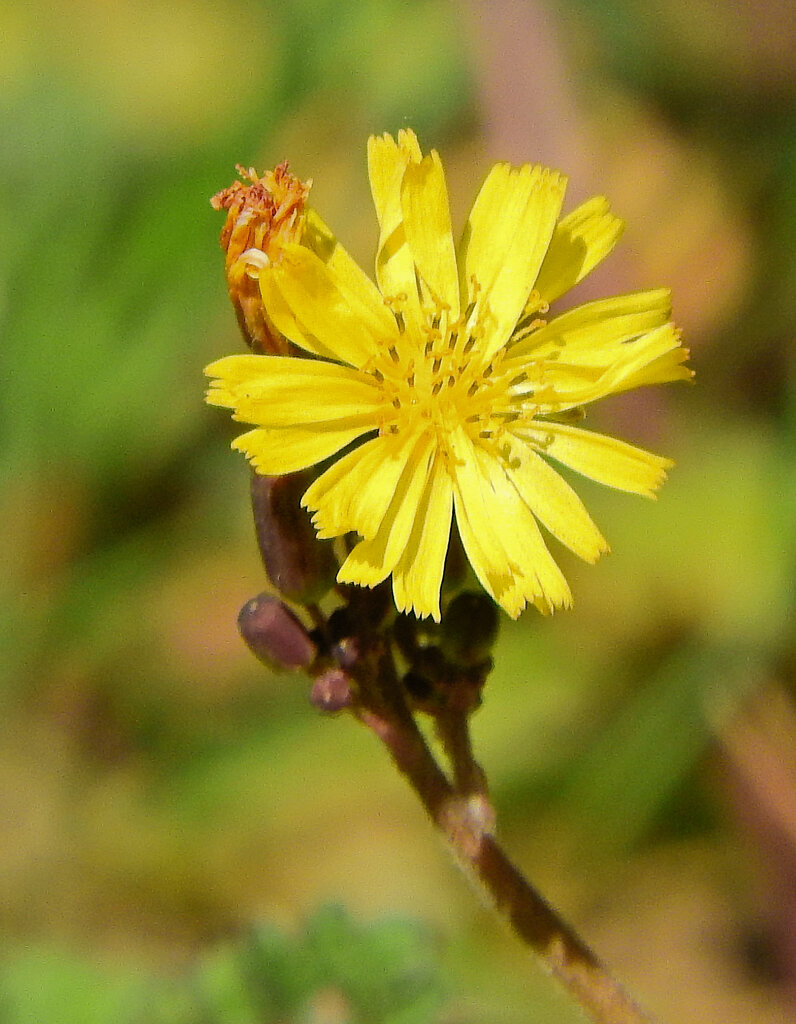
[{"left": 2, "top": 0, "right": 795, "bottom": 1021}]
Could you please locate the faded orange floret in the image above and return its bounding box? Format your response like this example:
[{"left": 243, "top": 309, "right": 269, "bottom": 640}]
[{"left": 211, "top": 162, "right": 311, "bottom": 354}]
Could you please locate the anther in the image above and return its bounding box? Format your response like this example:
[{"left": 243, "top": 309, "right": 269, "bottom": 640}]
[
  {"left": 509, "top": 373, "right": 528, "bottom": 387},
  {"left": 447, "top": 375, "right": 456, "bottom": 388},
  {"left": 432, "top": 380, "right": 443, "bottom": 396},
  {"left": 372, "top": 368, "right": 384, "bottom": 382},
  {"left": 432, "top": 357, "right": 442, "bottom": 374},
  {"left": 392, "top": 397, "right": 401, "bottom": 409},
  {"left": 463, "top": 335, "right": 476, "bottom": 355},
  {"left": 388, "top": 345, "right": 400, "bottom": 363},
  {"left": 467, "top": 382, "right": 479, "bottom": 397}
]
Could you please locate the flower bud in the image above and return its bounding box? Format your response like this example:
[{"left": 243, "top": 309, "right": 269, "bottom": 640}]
[
  {"left": 440, "top": 592, "right": 499, "bottom": 667},
  {"left": 250, "top": 470, "right": 338, "bottom": 604},
  {"left": 238, "top": 593, "right": 317, "bottom": 672},
  {"left": 310, "top": 668, "right": 353, "bottom": 713}
]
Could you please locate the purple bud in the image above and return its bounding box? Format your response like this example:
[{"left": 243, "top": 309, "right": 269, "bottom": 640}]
[
  {"left": 238, "top": 593, "right": 317, "bottom": 672},
  {"left": 250, "top": 471, "right": 338, "bottom": 603},
  {"left": 310, "top": 668, "right": 353, "bottom": 713}
]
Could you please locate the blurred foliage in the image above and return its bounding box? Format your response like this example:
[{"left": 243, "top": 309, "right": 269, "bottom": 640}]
[
  {"left": 1, "top": 0, "right": 795, "bottom": 1021},
  {"left": 0, "top": 907, "right": 445, "bottom": 1024}
]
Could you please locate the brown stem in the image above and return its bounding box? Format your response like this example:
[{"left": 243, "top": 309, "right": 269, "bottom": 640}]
[
  {"left": 356, "top": 675, "right": 659, "bottom": 1024},
  {"left": 435, "top": 704, "right": 489, "bottom": 797}
]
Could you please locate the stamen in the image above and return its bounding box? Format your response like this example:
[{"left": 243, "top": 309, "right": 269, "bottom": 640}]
[
  {"left": 388, "top": 345, "right": 400, "bottom": 363},
  {"left": 467, "top": 382, "right": 479, "bottom": 397},
  {"left": 372, "top": 368, "right": 384, "bottom": 382},
  {"left": 511, "top": 317, "right": 547, "bottom": 344},
  {"left": 462, "top": 335, "right": 476, "bottom": 355},
  {"left": 432, "top": 357, "right": 442, "bottom": 374},
  {"left": 432, "top": 380, "right": 443, "bottom": 396},
  {"left": 509, "top": 373, "right": 528, "bottom": 387}
]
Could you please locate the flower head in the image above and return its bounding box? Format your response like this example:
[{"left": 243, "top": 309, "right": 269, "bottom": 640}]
[{"left": 206, "top": 130, "right": 691, "bottom": 621}]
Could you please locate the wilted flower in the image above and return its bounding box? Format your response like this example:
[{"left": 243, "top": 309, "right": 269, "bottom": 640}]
[{"left": 211, "top": 162, "right": 310, "bottom": 353}]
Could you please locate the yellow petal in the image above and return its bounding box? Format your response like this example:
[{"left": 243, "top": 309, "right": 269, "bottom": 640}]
[
  {"left": 391, "top": 456, "right": 453, "bottom": 621},
  {"left": 571, "top": 324, "right": 689, "bottom": 404},
  {"left": 533, "top": 324, "right": 689, "bottom": 412},
  {"left": 460, "top": 163, "right": 567, "bottom": 358},
  {"left": 540, "top": 422, "right": 672, "bottom": 496},
  {"left": 265, "top": 245, "right": 397, "bottom": 369},
  {"left": 367, "top": 130, "right": 424, "bottom": 325},
  {"left": 303, "top": 433, "right": 417, "bottom": 541},
  {"left": 401, "top": 151, "right": 459, "bottom": 316},
  {"left": 618, "top": 347, "right": 694, "bottom": 391},
  {"left": 473, "top": 448, "right": 573, "bottom": 613},
  {"left": 338, "top": 433, "right": 435, "bottom": 587},
  {"left": 231, "top": 424, "right": 373, "bottom": 475},
  {"left": 258, "top": 266, "right": 344, "bottom": 364},
  {"left": 506, "top": 288, "right": 672, "bottom": 367},
  {"left": 458, "top": 450, "right": 569, "bottom": 614},
  {"left": 508, "top": 444, "right": 608, "bottom": 563},
  {"left": 302, "top": 207, "right": 390, "bottom": 320},
  {"left": 534, "top": 196, "right": 624, "bottom": 305},
  {"left": 368, "top": 129, "right": 422, "bottom": 227},
  {"left": 204, "top": 354, "right": 384, "bottom": 427},
  {"left": 449, "top": 427, "right": 518, "bottom": 610}
]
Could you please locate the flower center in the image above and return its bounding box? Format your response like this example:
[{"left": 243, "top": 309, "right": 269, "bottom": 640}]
[{"left": 367, "top": 289, "right": 546, "bottom": 467}]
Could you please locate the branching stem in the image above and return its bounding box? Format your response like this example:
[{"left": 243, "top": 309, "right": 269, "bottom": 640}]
[{"left": 355, "top": 656, "right": 659, "bottom": 1024}]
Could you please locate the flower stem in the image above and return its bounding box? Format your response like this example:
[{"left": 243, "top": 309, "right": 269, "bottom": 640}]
[{"left": 356, "top": 667, "right": 659, "bottom": 1024}]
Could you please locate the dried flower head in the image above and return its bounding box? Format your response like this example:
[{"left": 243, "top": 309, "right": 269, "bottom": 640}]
[{"left": 211, "top": 162, "right": 311, "bottom": 353}]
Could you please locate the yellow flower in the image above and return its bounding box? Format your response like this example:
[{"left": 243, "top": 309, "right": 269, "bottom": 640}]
[{"left": 206, "top": 130, "right": 691, "bottom": 621}]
